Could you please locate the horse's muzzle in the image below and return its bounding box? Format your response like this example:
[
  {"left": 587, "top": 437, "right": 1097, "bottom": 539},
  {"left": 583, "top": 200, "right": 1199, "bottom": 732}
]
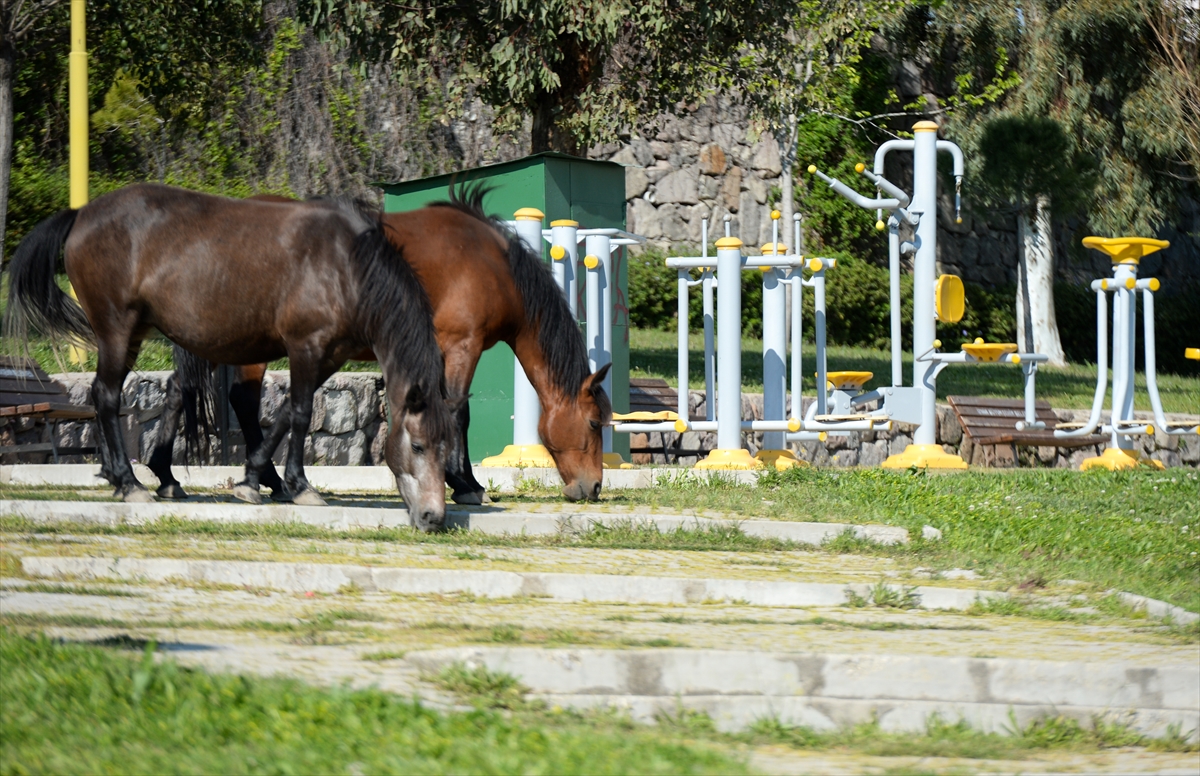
[{"left": 562, "top": 479, "right": 601, "bottom": 502}]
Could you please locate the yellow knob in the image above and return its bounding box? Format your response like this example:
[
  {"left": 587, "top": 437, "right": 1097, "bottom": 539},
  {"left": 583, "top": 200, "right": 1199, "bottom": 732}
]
[
  {"left": 1148, "top": 278, "right": 1160, "bottom": 291},
  {"left": 787, "top": 418, "right": 800, "bottom": 433},
  {"left": 855, "top": 163, "right": 865, "bottom": 173},
  {"left": 674, "top": 419, "right": 688, "bottom": 433},
  {"left": 807, "top": 165, "right": 817, "bottom": 174},
  {"left": 956, "top": 218, "right": 963, "bottom": 224},
  {"left": 1126, "top": 278, "right": 1136, "bottom": 289},
  {"left": 714, "top": 236, "right": 743, "bottom": 249},
  {"left": 808, "top": 258, "right": 823, "bottom": 272},
  {"left": 550, "top": 245, "right": 566, "bottom": 261},
  {"left": 583, "top": 254, "right": 600, "bottom": 269},
  {"left": 513, "top": 207, "right": 544, "bottom": 221},
  {"left": 1146, "top": 425, "right": 1155, "bottom": 436},
  {"left": 771, "top": 209, "right": 781, "bottom": 220},
  {"left": 1011, "top": 354, "right": 1021, "bottom": 365},
  {"left": 550, "top": 219, "right": 579, "bottom": 227},
  {"left": 818, "top": 432, "right": 828, "bottom": 442},
  {"left": 975, "top": 337, "right": 984, "bottom": 344},
  {"left": 1185, "top": 348, "right": 1200, "bottom": 361},
  {"left": 933, "top": 339, "right": 941, "bottom": 348},
  {"left": 875, "top": 220, "right": 886, "bottom": 231}
]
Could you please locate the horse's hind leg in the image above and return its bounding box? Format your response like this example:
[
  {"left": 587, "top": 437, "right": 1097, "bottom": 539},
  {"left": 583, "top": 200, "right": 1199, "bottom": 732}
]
[
  {"left": 234, "top": 394, "right": 291, "bottom": 505},
  {"left": 92, "top": 336, "right": 152, "bottom": 502},
  {"left": 147, "top": 371, "right": 187, "bottom": 499},
  {"left": 229, "top": 364, "right": 286, "bottom": 497},
  {"left": 447, "top": 398, "right": 486, "bottom": 505}
]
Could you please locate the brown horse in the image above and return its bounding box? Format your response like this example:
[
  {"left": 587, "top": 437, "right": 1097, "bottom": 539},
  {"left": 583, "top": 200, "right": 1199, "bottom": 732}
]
[
  {"left": 5, "top": 184, "right": 459, "bottom": 529},
  {"left": 151, "top": 184, "right": 612, "bottom": 503}
]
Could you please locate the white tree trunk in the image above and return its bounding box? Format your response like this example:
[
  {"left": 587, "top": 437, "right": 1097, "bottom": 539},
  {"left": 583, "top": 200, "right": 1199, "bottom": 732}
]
[
  {"left": 1016, "top": 196, "right": 1067, "bottom": 366},
  {"left": 0, "top": 42, "right": 14, "bottom": 262}
]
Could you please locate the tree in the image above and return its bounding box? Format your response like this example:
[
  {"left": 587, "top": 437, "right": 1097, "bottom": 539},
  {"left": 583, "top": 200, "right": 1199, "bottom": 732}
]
[
  {"left": 977, "top": 116, "right": 1091, "bottom": 365},
  {"left": 302, "top": 0, "right": 887, "bottom": 156}
]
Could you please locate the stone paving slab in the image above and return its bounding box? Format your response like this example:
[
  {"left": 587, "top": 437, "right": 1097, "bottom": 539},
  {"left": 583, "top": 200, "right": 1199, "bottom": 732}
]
[
  {"left": 0, "top": 498, "right": 916, "bottom": 545},
  {"left": 20, "top": 555, "right": 999, "bottom": 610},
  {"left": 408, "top": 646, "right": 1200, "bottom": 739}
]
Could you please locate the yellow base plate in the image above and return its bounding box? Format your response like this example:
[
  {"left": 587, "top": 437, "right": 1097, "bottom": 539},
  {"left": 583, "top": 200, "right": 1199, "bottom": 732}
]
[
  {"left": 881, "top": 444, "right": 969, "bottom": 470},
  {"left": 1079, "top": 447, "right": 1166, "bottom": 471},
  {"left": 480, "top": 444, "right": 557, "bottom": 468},
  {"left": 603, "top": 452, "right": 634, "bottom": 470},
  {"left": 694, "top": 448, "right": 764, "bottom": 471},
  {"left": 754, "top": 449, "right": 808, "bottom": 470}
]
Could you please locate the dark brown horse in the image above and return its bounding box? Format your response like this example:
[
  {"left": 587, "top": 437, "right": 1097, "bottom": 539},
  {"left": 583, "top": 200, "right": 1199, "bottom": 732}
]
[
  {"left": 151, "top": 184, "right": 612, "bottom": 504},
  {"left": 5, "top": 184, "right": 458, "bottom": 529}
]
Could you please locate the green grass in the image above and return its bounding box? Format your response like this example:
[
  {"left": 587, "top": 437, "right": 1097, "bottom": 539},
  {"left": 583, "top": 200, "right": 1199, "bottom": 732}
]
[
  {"left": 0, "top": 627, "right": 746, "bottom": 775},
  {"left": 629, "top": 328, "right": 1200, "bottom": 414}
]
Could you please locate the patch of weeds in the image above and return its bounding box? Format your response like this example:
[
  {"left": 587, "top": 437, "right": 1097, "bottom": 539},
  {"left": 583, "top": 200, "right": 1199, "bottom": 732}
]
[
  {"left": 0, "top": 551, "right": 25, "bottom": 577},
  {"left": 869, "top": 580, "right": 921, "bottom": 609},
  {"left": 844, "top": 588, "right": 870, "bottom": 608},
  {"left": 336, "top": 581, "right": 365, "bottom": 596},
  {"left": 620, "top": 637, "right": 685, "bottom": 648},
  {"left": 484, "top": 624, "right": 524, "bottom": 643},
  {"left": 603, "top": 614, "right": 636, "bottom": 622},
  {"left": 658, "top": 614, "right": 688, "bottom": 624},
  {"left": 655, "top": 706, "right": 719, "bottom": 736},
  {"left": 434, "top": 663, "right": 530, "bottom": 710},
  {"left": 821, "top": 528, "right": 883, "bottom": 554},
  {"left": 1147, "top": 722, "right": 1200, "bottom": 753},
  {"left": 450, "top": 550, "right": 488, "bottom": 561},
  {"left": 361, "top": 649, "right": 406, "bottom": 662},
  {"left": 966, "top": 596, "right": 1089, "bottom": 622},
  {"left": 9, "top": 581, "right": 142, "bottom": 597}
]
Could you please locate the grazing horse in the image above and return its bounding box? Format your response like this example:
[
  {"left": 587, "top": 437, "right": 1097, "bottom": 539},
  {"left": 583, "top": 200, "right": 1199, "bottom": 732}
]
[
  {"left": 4, "top": 184, "right": 458, "bottom": 530},
  {"left": 151, "top": 184, "right": 612, "bottom": 504}
]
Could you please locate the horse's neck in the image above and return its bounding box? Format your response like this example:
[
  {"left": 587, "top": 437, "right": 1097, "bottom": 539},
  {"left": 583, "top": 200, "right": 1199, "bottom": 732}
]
[{"left": 511, "top": 330, "right": 568, "bottom": 408}]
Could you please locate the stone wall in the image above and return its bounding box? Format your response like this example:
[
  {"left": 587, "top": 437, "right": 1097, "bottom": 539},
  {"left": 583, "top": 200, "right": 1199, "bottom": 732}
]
[
  {"left": 0, "top": 371, "right": 390, "bottom": 467},
  {"left": 2, "top": 372, "right": 1194, "bottom": 470},
  {"left": 596, "top": 98, "right": 1200, "bottom": 291},
  {"left": 629, "top": 391, "right": 1199, "bottom": 470}
]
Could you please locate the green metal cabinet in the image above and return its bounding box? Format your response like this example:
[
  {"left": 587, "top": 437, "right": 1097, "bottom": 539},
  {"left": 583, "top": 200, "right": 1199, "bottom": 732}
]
[{"left": 380, "top": 152, "right": 630, "bottom": 463}]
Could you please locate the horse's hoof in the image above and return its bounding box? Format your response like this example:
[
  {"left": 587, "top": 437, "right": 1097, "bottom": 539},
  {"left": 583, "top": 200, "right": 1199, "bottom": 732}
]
[
  {"left": 232, "top": 484, "right": 263, "bottom": 505},
  {"left": 122, "top": 488, "right": 155, "bottom": 504},
  {"left": 451, "top": 490, "right": 485, "bottom": 506},
  {"left": 293, "top": 489, "right": 327, "bottom": 507},
  {"left": 157, "top": 483, "right": 188, "bottom": 500},
  {"left": 268, "top": 489, "right": 293, "bottom": 503}
]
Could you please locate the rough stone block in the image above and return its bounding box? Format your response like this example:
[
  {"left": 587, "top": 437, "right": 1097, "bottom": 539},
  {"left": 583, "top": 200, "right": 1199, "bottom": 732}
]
[
  {"left": 1180, "top": 437, "right": 1200, "bottom": 464},
  {"left": 937, "top": 405, "right": 963, "bottom": 445},
  {"left": 720, "top": 168, "right": 743, "bottom": 212},
  {"left": 1154, "top": 427, "right": 1179, "bottom": 452},
  {"left": 751, "top": 137, "right": 782, "bottom": 175},
  {"left": 1036, "top": 446, "right": 1057, "bottom": 464},
  {"left": 625, "top": 167, "right": 649, "bottom": 199},
  {"left": 322, "top": 389, "right": 358, "bottom": 435},
  {"left": 655, "top": 169, "right": 700, "bottom": 205},
  {"left": 859, "top": 440, "right": 888, "bottom": 467},
  {"left": 831, "top": 449, "right": 858, "bottom": 467},
  {"left": 370, "top": 422, "right": 389, "bottom": 465},
  {"left": 889, "top": 434, "right": 913, "bottom": 457},
  {"left": 1152, "top": 450, "right": 1182, "bottom": 469},
  {"left": 699, "top": 144, "right": 727, "bottom": 175}
]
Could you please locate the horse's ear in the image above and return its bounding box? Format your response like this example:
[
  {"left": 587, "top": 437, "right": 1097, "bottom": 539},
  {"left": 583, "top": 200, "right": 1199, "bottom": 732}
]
[
  {"left": 582, "top": 363, "right": 612, "bottom": 393},
  {"left": 404, "top": 384, "right": 427, "bottom": 414}
]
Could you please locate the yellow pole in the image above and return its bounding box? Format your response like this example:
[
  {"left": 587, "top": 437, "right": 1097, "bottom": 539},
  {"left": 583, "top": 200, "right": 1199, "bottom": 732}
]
[{"left": 67, "top": 0, "right": 87, "bottom": 365}]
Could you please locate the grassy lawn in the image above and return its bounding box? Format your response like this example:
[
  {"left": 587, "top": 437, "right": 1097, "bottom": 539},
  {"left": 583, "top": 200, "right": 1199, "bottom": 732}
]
[
  {"left": 629, "top": 328, "right": 1200, "bottom": 414},
  {"left": 0, "top": 627, "right": 745, "bottom": 775}
]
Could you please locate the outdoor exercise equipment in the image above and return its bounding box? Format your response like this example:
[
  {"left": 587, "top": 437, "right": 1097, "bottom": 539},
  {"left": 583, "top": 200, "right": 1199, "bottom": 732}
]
[
  {"left": 1053, "top": 236, "right": 1199, "bottom": 470},
  {"left": 808, "top": 120, "right": 1049, "bottom": 469},
  {"left": 481, "top": 210, "right": 645, "bottom": 469}
]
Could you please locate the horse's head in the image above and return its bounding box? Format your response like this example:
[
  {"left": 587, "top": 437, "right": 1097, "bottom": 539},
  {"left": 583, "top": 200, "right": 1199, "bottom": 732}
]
[
  {"left": 540, "top": 363, "right": 611, "bottom": 502},
  {"left": 385, "top": 383, "right": 460, "bottom": 531}
]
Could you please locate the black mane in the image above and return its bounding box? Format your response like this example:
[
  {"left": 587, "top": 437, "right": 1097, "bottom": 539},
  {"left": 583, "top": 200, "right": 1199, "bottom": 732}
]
[
  {"left": 340, "top": 199, "right": 457, "bottom": 442},
  {"left": 429, "top": 181, "right": 607, "bottom": 417}
]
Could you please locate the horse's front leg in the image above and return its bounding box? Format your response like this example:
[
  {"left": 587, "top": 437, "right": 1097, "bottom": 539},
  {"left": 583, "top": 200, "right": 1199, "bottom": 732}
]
[
  {"left": 281, "top": 357, "right": 329, "bottom": 507},
  {"left": 229, "top": 364, "right": 286, "bottom": 497},
  {"left": 147, "top": 371, "right": 187, "bottom": 499},
  {"left": 442, "top": 342, "right": 486, "bottom": 505},
  {"left": 234, "top": 395, "right": 290, "bottom": 505}
]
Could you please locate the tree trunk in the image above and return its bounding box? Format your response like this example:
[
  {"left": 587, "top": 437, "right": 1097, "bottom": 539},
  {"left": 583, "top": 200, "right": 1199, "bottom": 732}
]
[
  {"left": 530, "top": 91, "right": 578, "bottom": 156},
  {"left": 0, "top": 40, "right": 14, "bottom": 262},
  {"left": 1016, "top": 196, "right": 1067, "bottom": 366}
]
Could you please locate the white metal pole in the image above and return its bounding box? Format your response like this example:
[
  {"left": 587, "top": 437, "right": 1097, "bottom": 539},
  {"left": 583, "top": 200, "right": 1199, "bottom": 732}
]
[
  {"left": 585, "top": 233, "right": 613, "bottom": 453},
  {"left": 678, "top": 269, "right": 690, "bottom": 420},
  {"left": 512, "top": 210, "right": 545, "bottom": 447},
  {"left": 888, "top": 215, "right": 903, "bottom": 387},
  {"left": 761, "top": 240, "right": 786, "bottom": 452},
  {"left": 792, "top": 214, "right": 803, "bottom": 419},
  {"left": 715, "top": 237, "right": 743, "bottom": 451},
  {"left": 813, "top": 266, "right": 828, "bottom": 416},
  {"left": 911, "top": 124, "right": 939, "bottom": 446},
  {"left": 550, "top": 220, "right": 579, "bottom": 317}
]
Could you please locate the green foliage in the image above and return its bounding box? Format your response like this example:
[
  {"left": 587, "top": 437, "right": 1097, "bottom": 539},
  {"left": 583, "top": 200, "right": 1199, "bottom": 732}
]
[
  {"left": 976, "top": 115, "right": 1094, "bottom": 215},
  {"left": 0, "top": 628, "right": 747, "bottom": 774}
]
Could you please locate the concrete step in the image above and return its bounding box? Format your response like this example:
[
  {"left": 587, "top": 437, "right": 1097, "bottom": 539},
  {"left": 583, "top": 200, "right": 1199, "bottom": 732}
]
[
  {"left": 407, "top": 646, "right": 1200, "bottom": 739},
  {"left": 20, "top": 555, "right": 999, "bottom": 610},
  {"left": 0, "top": 498, "right": 920, "bottom": 546}
]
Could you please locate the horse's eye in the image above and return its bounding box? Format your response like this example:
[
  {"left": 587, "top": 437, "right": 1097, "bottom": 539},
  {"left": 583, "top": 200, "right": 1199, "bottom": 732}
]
[
  {"left": 589, "top": 420, "right": 600, "bottom": 431},
  {"left": 411, "top": 443, "right": 425, "bottom": 454}
]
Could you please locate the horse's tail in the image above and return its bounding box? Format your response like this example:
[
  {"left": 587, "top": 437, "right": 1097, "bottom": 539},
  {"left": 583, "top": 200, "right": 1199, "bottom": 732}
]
[
  {"left": 173, "top": 344, "right": 215, "bottom": 464},
  {"left": 3, "top": 209, "right": 94, "bottom": 346}
]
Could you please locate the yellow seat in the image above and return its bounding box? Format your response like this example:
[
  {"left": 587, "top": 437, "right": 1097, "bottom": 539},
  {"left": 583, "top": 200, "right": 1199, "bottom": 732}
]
[
  {"left": 961, "top": 340, "right": 1017, "bottom": 362},
  {"left": 1186, "top": 348, "right": 1200, "bottom": 361},
  {"left": 824, "top": 371, "right": 873, "bottom": 391},
  {"left": 1082, "top": 236, "right": 1169, "bottom": 265},
  {"left": 611, "top": 410, "right": 680, "bottom": 422}
]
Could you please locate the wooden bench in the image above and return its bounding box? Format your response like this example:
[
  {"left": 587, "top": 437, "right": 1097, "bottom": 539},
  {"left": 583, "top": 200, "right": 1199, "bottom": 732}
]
[
  {"left": 626, "top": 378, "right": 702, "bottom": 463},
  {"left": 0, "top": 356, "right": 97, "bottom": 461},
  {"left": 948, "top": 395, "right": 1107, "bottom": 467}
]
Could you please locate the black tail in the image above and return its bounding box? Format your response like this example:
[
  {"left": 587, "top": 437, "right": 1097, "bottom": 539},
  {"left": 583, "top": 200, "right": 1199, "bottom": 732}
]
[
  {"left": 3, "top": 209, "right": 94, "bottom": 346},
  {"left": 173, "top": 344, "right": 215, "bottom": 464}
]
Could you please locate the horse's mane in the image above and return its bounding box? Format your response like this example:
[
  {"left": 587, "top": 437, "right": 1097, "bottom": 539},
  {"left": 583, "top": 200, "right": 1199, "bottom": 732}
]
[
  {"left": 335, "top": 198, "right": 457, "bottom": 443},
  {"left": 428, "top": 181, "right": 608, "bottom": 418}
]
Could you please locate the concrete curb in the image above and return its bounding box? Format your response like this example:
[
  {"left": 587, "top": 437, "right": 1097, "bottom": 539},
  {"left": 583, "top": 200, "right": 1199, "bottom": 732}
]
[
  {"left": 0, "top": 463, "right": 758, "bottom": 491},
  {"left": 408, "top": 647, "right": 1199, "bottom": 740},
  {"left": 19, "top": 555, "right": 998, "bottom": 610},
  {"left": 1114, "top": 592, "right": 1200, "bottom": 626},
  {"left": 0, "top": 499, "right": 914, "bottom": 546}
]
